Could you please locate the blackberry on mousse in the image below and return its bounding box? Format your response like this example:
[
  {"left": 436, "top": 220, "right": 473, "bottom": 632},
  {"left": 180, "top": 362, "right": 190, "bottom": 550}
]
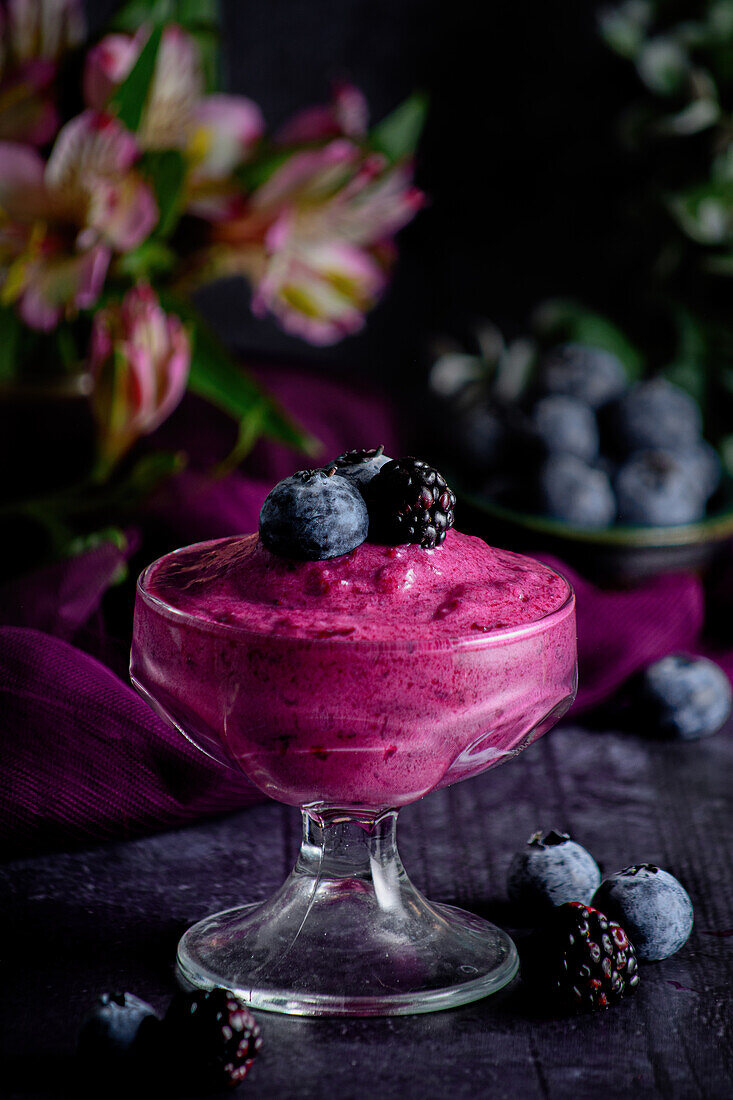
[{"left": 364, "top": 456, "right": 457, "bottom": 548}]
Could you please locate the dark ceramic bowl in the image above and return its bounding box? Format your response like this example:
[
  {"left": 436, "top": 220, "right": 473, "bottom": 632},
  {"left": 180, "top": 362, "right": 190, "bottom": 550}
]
[{"left": 458, "top": 479, "right": 733, "bottom": 586}]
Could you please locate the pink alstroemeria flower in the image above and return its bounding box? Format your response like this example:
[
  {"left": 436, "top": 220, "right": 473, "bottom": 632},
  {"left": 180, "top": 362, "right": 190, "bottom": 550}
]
[
  {"left": 274, "top": 82, "right": 369, "bottom": 145},
  {"left": 0, "top": 0, "right": 85, "bottom": 144},
  {"left": 90, "top": 283, "right": 191, "bottom": 467},
  {"left": 201, "top": 139, "right": 424, "bottom": 345},
  {"left": 0, "top": 110, "right": 157, "bottom": 329},
  {"left": 84, "top": 24, "right": 263, "bottom": 219}
]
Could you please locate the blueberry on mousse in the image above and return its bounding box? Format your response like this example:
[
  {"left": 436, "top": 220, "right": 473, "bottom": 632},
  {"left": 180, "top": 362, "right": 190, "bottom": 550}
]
[
  {"left": 364, "top": 457, "right": 457, "bottom": 548},
  {"left": 259, "top": 466, "right": 369, "bottom": 560},
  {"left": 332, "top": 445, "right": 392, "bottom": 489},
  {"left": 507, "top": 829, "right": 601, "bottom": 914},
  {"left": 593, "top": 865, "right": 694, "bottom": 961}
]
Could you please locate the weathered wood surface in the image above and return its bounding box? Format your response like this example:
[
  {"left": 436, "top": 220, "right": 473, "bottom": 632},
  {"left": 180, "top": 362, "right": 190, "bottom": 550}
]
[{"left": 2, "top": 723, "right": 732, "bottom": 1100}]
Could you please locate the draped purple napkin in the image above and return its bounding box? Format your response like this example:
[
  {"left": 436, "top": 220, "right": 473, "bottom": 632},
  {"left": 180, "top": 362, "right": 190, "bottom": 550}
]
[{"left": 1, "top": 367, "right": 731, "bottom": 857}]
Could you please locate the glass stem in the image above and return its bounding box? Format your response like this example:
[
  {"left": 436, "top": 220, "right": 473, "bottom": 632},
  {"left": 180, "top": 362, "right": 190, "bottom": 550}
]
[{"left": 296, "top": 808, "right": 407, "bottom": 911}]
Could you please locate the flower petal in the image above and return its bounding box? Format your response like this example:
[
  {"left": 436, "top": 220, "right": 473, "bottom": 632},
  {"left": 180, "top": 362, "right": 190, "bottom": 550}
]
[
  {"left": 275, "top": 81, "right": 369, "bottom": 144},
  {"left": 8, "top": 0, "right": 85, "bottom": 63},
  {"left": 190, "top": 94, "right": 264, "bottom": 179},
  {"left": 46, "top": 110, "right": 139, "bottom": 196},
  {"left": 138, "top": 24, "right": 203, "bottom": 150},
  {"left": 83, "top": 33, "right": 137, "bottom": 110},
  {"left": 0, "top": 141, "right": 49, "bottom": 219},
  {"left": 16, "top": 243, "right": 108, "bottom": 330},
  {"left": 251, "top": 139, "right": 360, "bottom": 211},
  {"left": 87, "top": 173, "right": 158, "bottom": 251},
  {"left": 254, "top": 240, "right": 384, "bottom": 346}
]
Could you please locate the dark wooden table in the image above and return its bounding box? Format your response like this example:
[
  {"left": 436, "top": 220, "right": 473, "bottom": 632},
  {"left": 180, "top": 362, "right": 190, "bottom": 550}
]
[{"left": 2, "top": 722, "right": 732, "bottom": 1100}]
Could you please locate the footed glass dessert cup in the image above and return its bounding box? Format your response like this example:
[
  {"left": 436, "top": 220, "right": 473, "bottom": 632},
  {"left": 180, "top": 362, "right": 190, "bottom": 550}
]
[{"left": 131, "top": 538, "right": 576, "bottom": 1016}]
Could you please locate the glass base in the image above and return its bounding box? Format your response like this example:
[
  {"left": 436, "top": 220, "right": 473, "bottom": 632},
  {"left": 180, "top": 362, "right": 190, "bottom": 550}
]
[{"left": 176, "top": 809, "right": 519, "bottom": 1016}]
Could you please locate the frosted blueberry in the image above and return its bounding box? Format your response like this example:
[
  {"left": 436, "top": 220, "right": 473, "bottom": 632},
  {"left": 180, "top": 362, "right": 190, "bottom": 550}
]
[
  {"left": 606, "top": 378, "right": 702, "bottom": 454},
  {"left": 78, "top": 992, "right": 159, "bottom": 1057},
  {"left": 593, "top": 865, "right": 694, "bottom": 961},
  {"left": 615, "top": 449, "right": 707, "bottom": 526},
  {"left": 259, "top": 467, "right": 369, "bottom": 560},
  {"left": 634, "top": 653, "right": 732, "bottom": 740},
  {"left": 530, "top": 394, "right": 600, "bottom": 462},
  {"left": 507, "top": 829, "right": 602, "bottom": 914},
  {"left": 538, "top": 343, "right": 628, "bottom": 409},
  {"left": 332, "top": 446, "right": 392, "bottom": 489},
  {"left": 538, "top": 454, "right": 616, "bottom": 528}
]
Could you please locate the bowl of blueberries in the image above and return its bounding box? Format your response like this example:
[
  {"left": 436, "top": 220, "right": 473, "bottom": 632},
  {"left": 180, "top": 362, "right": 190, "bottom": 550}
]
[{"left": 432, "top": 338, "right": 733, "bottom": 583}]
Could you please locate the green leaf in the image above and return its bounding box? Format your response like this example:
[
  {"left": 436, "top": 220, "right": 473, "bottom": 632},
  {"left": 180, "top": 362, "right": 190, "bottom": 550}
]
[
  {"left": 598, "top": 0, "right": 653, "bottom": 60},
  {"left": 162, "top": 295, "right": 320, "bottom": 456},
  {"left": 720, "top": 433, "right": 733, "bottom": 477},
  {"left": 142, "top": 149, "right": 187, "bottom": 237},
  {"left": 55, "top": 325, "right": 79, "bottom": 371},
  {"left": 0, "top": 308, "right": 21, "bottom": 383},
  {"left": 109, "top": 24, "right": 162, "bottom": 132},
  {"left": 115, "top": 239, "right": 176, "bottom": 280},
  {"left": 669, "top": 180, "right": 733, "bottom": 245},
  {"left": 662, "top": 309, "right": 707, "bottom": 405},
  {"left": 236, "top": 147, "right": 292, "bottom": 193},
  {"left": 111, "top": 0, "right": 219, "bottom": 32},
  {"left": 371, "top": 92, "right": 429, "bottom": 162},
  {"left": 532, "top": 299, "right": 645, "bottom": 379}
]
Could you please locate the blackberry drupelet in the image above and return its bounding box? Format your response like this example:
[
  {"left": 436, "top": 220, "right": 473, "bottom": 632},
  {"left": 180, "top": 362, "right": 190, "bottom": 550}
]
[
  {"left": 162, "top": 988, "right": 262, "bottom": 1091},
  {"left": 535, "top": 902, "right": 639, "bottom": 1011},
  {"left": 365, "top": 457, "right": 456, "bottom": 548}
]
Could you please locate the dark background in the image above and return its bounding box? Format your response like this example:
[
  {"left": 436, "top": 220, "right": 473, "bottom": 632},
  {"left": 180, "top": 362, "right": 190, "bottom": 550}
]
[{"left": 88, "top": 0, "right": 640, "bottom": 387}]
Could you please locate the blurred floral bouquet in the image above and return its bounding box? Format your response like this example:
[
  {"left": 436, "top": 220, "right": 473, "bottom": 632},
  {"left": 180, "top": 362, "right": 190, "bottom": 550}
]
[
  {"left": 0, "top": 0, "right": 425, "bottom": 490},
  {"left": 598, "top": 0, "right": 733, "bottom": 431}
]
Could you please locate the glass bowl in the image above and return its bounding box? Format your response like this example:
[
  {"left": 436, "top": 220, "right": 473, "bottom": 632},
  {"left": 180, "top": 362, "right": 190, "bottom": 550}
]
[{"left": 131, "top": 540, "right": 577, "bottom": 1016}]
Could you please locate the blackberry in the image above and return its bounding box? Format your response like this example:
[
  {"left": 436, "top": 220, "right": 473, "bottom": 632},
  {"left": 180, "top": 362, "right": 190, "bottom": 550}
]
[
  {"left": 162, "top": 988, "right": 262, "bottom": 1091},
  {"left": 365, "top": 457, "right": 456, "bottom": 548},
  {"left": 533, "top": 902, "right": 639, "bottom": 1012}
]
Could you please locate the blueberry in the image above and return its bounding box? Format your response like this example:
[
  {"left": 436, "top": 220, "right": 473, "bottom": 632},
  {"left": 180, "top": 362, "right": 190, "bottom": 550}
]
[
  {"left": 615, "top": 449, "right": 706, "bottom": 525},
  {"left": 593, "top": 865, "right": 694, "bottom": 961},
  {"left": 538, "top": 343, "right": 627, "bottom": 409},
  {"left": 78, "top": 992, "right": 160, "bottom": 1059},
  {"left": 538, "top": 454, "right": 616, "bottom": 527},
  {"left": 507, "top": 829, "right": 601, "bottom": 914},
  {"left": 633, "top": 653, "right": 732, "bottom": 740},
  {"left": 606, "top": 378, "right": 702, "bottom": 454},
  {"left": 259, "top": 467, "right": 369, "bottom": 560},
  {"left": 654, "top": 441, "right": 722, "bottom": 502},
  {"left": 452, "top": 400, "right": 510, "bottom": 472},
  {"left": 530, "top": 395, "right": 600, "bottom": 462},
  {"left": 332, "top": 446, "right": 392, "bottom": 489}
]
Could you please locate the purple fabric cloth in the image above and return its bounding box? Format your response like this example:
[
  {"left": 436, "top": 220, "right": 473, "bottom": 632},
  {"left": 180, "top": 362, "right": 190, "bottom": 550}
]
[
  {"left": 0, "top": 365, "right": 731, "bottom": 856},
  {"left": 0, "top": 366, "right": 401, "bottom": 857},
  {"left": 542, "top": 557, "right": 708, "bottom": 713}
]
